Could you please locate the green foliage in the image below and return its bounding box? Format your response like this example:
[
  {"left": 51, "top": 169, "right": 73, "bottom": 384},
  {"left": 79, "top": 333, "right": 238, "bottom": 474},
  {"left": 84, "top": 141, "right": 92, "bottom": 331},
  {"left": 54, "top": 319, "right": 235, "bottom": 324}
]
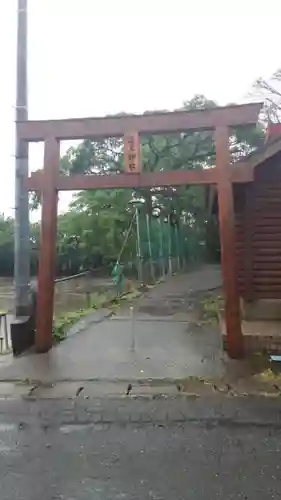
[
  {"left": 52, "top": 291, "right": 111, "bottom": 343},
  {"left": 0, "top": 215, "right": 14, "bottom": 275},
  {"left": 52, "top": 309, "right": 91, "bottom": 343},
  {"left": 251, "top": 67, "right": 281, "bottom": 123},
  {"left": 51, "top": 95, "right": 261, "bottom": 271},
  {"left": 0, "top": 214, "right": 38, "bottom": 275},
  {"left": 52, "top": 287, "right": 140, "bottom": 343},
  {"left": 201, "top": 295, "right": 224, "bottom": 320}
]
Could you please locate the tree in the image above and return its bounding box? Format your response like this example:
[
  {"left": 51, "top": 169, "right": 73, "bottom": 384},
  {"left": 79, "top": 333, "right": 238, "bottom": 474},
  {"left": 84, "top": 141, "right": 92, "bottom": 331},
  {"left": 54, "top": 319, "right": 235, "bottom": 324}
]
[
  {"left": 60, "top": 138, "right": 123, "bottom": 175},
  {"left": 0, "top": 215, "right": 14, "bottom": 275},
  {"left": 0, "top": 216, "right": 39, "bottom": 276},
  {"left": 68, "top": 189, "right": 134, "bottom": 263},
  {"left": 251, "top": 68, "right": 281, "bottom": 123},
  {"left": 27, "top": 94, "right": 264, "bottom": 273}
]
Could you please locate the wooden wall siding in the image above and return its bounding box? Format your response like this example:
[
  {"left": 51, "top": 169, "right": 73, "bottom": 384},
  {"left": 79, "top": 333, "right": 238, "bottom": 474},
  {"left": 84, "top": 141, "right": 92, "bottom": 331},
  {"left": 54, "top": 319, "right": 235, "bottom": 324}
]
[{"left": 236, "top": 155, "right": 281, "bottom": 299}]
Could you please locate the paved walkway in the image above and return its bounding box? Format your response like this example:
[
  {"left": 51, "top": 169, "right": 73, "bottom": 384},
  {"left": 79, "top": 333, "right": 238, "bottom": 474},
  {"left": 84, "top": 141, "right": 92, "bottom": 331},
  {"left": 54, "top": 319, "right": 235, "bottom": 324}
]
[{"left": 0, "top": 266, "right": 223, "bottom": 384}]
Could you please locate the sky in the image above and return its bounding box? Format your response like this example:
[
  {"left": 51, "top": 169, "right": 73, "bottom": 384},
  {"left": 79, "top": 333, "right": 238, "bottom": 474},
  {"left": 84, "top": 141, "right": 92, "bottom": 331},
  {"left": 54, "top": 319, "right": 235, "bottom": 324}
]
[{"left": 0, "top": 0, "right": 280, "bottom": 218}]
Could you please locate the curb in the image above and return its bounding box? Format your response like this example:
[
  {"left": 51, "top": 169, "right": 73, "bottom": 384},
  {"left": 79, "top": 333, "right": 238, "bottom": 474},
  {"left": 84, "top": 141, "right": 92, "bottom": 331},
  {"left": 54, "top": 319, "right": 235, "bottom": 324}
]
[
  {"left": 64, "top": 285, "right": 144, "bottom": 339},
  {"left": 66, "top": 308, "right": 113, "bottom": 338},
  {"left": 0, "top": 378, "right": 281, "bottom": 400}
]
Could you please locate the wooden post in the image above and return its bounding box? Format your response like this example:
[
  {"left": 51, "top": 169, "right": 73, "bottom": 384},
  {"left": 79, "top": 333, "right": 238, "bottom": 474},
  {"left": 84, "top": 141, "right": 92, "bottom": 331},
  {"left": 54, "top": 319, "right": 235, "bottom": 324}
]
[
  {"left": 35, "top": 137, "right": 60, "bottom": 353},
  {"left": 123, "top": 132, "right": 141, "bottom": 173},
  {"left": 215, "top": 126, "right": 243, "bottom": 358}
]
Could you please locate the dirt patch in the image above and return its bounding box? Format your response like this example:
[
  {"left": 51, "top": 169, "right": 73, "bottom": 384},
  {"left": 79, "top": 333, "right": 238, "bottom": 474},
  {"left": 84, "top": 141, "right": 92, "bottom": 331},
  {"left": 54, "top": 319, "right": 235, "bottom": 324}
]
[
  {"left": 138, "top": 297, "right": 192, "bottom": 316},
  {"left": 138, "top": 288, "right": 223, "bottom": 324}
]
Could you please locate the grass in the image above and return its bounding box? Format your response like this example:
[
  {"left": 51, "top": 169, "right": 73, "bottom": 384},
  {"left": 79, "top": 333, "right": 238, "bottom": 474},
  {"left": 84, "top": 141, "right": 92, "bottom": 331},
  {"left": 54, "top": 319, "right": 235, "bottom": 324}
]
[
  {"left": 52, "top": 308, "right": 93, "bottom": 343},
  {"left": 199, "top": 293, "right": 224, "bottom": 322},
  {"left": 52, "top": 285, "right": 142, "bottom": 344}
]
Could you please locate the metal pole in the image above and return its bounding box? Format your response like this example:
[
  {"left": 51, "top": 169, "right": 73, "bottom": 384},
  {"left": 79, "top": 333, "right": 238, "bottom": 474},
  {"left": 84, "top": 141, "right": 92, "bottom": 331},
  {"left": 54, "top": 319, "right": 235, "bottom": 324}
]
[
  {"left": 14, "top": 0, "right": 30, "bottom": 316},
  {"left": 175, "top": 224, "right": 181, "bottom": 271},
  {"left": 3, "top": 315, "right": 9, "bottom": 352},
  {"left": 135, "top": 207, "right": 143, "bottom": 283},
  {"left": 168, "top": 215, "right": 173, "bottom": 275},
  {"left": 158, "top": 217, "right": 165, "bottom": 277},
  {"left": 146, "top": 213, "right": 155, "bottom": 282},
  {"left": 130, "top": 306, "right": 135, "bottom": 352}
]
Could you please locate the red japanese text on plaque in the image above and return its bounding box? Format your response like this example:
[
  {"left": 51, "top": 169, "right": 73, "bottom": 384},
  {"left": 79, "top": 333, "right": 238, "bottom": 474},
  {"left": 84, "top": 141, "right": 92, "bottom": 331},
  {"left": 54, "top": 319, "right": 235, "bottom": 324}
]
[{"left": 124, "top": 132, "right": 141, "bottom": 173}]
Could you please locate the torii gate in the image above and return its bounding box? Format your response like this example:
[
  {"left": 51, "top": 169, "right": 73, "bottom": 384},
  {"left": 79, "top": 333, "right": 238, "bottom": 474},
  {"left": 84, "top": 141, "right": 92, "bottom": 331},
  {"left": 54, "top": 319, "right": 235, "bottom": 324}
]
[{"left": 17, "top": 102, "right": 262, "bottom": 358}]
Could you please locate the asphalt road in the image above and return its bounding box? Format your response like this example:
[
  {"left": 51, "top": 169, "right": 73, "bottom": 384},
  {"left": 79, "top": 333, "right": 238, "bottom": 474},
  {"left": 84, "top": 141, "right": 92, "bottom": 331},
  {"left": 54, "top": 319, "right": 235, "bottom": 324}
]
[{"left": 0, "top": 396, "right": 281, "bottom": 499}]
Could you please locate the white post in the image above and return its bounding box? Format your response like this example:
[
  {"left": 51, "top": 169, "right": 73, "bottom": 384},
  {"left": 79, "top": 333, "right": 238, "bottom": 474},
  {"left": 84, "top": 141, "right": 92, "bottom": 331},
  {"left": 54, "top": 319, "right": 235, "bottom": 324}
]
[{"left": 130, "top": 306, "right": 135, "bottom": 352}]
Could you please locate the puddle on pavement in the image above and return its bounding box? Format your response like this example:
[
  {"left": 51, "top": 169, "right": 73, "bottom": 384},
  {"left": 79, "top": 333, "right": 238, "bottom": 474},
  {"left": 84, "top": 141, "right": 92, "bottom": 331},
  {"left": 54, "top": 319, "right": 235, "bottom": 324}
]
[
  {"left": 0, "top": 423, "right": 16, "bottom": 432},
  {"left": 0, "top": 441, "right": 15, "bottom": 454},
  {"left": 60, "top": 423, "right": 109, "bottom": 434},
  {"left": 60, "top": 424, "right": 91, "bottom": 434},
  {"left": 0, "top": 423, "right": 19, "bottom": 456}
]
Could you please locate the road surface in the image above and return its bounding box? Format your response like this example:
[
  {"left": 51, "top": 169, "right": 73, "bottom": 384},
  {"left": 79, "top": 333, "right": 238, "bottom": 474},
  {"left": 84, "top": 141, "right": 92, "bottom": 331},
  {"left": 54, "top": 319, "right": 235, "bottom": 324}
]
[{"left": 0, "top": 395, "right": 280, "bottom": 499}]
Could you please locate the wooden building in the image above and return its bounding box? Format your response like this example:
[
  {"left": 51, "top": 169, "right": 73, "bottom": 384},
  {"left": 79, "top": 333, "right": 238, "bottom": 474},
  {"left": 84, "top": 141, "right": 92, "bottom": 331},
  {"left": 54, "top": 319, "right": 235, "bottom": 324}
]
[{"left": 217, "top": 129, "right": 281, "bottom": 353}]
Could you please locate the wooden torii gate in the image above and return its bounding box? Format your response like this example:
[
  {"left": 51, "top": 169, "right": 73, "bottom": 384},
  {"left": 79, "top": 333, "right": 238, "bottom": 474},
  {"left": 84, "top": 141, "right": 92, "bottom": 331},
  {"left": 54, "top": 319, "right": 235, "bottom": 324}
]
[{"left": 17, "top": 102, "right": 262, "bottom": 358}]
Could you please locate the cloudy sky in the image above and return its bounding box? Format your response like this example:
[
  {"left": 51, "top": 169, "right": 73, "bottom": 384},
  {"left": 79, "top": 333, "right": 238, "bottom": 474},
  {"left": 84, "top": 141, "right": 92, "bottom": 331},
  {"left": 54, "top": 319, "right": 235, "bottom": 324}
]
[{"left": 1, "top": 0, "right": 280, "bottom": 217}]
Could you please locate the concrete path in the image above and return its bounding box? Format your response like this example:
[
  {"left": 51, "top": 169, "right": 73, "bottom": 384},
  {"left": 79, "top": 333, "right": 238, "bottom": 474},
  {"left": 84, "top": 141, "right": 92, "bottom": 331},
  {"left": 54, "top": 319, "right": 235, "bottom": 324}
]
[
  {"left": 0, "top": 266, "right": 223, "bottom": 384},
  {"left": 0, "top": 395, "right": 280, "bottom": 499}
]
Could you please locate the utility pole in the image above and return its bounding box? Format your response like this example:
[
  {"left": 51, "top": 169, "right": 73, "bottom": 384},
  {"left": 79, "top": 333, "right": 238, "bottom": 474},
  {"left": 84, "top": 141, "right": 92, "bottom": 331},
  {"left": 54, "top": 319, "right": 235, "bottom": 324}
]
[{"left": 14, "top": 0, "right": 30, "bottom": 316}]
